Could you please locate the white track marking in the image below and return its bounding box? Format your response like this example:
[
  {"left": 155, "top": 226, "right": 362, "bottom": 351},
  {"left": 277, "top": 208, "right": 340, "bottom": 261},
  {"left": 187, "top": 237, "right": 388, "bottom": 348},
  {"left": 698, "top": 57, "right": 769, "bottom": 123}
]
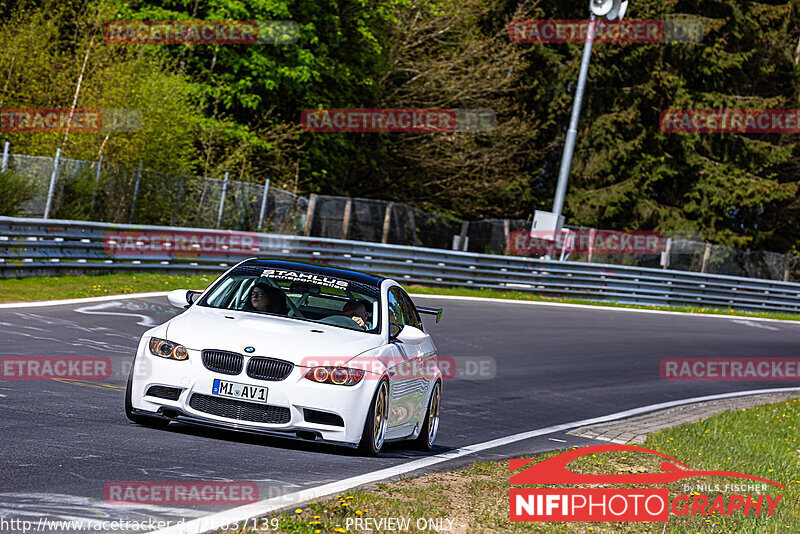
[
  {"left": 74, "top": 302, "right": 158, "bottom": 327},
  {"left": 152, "top": 386, "right": 800, "bottom": 534},
  {"left": 731, "top": 319, "right": 780, "bottom": 331},
  {"left": 410, "top": 293, "right": 800, "bottom": 325},
  {"left": 0, "top": 292, "right": 170, "bottom": 309}
]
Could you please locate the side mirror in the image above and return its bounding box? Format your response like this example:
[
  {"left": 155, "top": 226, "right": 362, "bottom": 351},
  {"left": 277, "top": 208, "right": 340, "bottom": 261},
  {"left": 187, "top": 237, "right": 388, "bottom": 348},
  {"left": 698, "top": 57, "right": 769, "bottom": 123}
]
[
  {"left": 167, "top": 289, "right": 199, "bottom": 309},
  {"left": 389, "top": 322, "right": 404, "bottom": 341},
  {"left": 395, "top": 325, "right": 428, "bottom": 345}
]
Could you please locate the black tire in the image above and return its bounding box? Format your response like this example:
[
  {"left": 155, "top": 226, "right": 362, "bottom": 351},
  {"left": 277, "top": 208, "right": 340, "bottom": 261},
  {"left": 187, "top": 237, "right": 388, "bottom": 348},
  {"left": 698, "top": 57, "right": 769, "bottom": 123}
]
[
  {"left": 125, "top": 359, "right": 169, "bottom": 429},
  {"left": 358, "top": 379, "right": 389, "bottom": 456},
  {"left": 411, "top": 380, "right": 441, "bottom": 451}
]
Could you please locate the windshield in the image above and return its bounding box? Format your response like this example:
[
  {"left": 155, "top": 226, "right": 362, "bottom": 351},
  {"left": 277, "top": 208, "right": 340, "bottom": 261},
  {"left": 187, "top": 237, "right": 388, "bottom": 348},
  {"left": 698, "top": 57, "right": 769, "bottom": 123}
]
[{"left": 198, "top": 266, "right": 381, "bottom": 333}]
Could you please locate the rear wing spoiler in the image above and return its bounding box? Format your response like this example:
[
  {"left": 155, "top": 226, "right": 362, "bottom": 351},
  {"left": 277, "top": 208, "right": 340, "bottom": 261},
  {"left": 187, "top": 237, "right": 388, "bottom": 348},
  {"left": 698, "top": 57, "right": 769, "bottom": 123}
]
[{"left": 416, "top": 306, "right": 443, "bottom": 323}]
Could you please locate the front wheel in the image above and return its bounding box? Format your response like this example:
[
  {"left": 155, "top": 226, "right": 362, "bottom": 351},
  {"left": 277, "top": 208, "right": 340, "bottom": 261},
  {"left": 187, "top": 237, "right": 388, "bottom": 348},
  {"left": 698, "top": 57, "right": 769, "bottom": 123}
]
[
  {"left": 411, "top": 380, "right": 441, "bottom": 451},
  {"left": 358, "top": 380, "right": 389, "bottom": 456}
]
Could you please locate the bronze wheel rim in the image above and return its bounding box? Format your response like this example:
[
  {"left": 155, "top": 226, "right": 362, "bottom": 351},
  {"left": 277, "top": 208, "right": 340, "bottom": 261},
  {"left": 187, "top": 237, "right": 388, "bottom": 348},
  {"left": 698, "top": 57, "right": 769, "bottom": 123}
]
[
  {"left": 373, "top": 382, "right": 388, "bottom": 450},
  {"left": 427, "top": 382, "right": 441, "bottom": 447}
]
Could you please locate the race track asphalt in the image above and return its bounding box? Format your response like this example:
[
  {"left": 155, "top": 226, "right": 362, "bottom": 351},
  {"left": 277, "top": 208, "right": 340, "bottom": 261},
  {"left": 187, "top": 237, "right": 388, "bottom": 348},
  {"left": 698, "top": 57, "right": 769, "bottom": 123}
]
[{"left": 1, "top": 293, "right": 798, "bottom": 529}]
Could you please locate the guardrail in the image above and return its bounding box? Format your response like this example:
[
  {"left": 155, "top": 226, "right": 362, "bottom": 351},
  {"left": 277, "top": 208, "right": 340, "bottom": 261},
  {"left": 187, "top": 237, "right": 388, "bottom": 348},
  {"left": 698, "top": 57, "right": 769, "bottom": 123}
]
[{"left": 2, "top": 216, "right": 799, "bottom": 314}]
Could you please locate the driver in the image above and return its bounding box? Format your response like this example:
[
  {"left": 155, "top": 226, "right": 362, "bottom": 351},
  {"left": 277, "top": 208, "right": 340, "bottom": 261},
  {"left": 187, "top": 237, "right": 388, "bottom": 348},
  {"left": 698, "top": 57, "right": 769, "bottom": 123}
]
[
  {"left": 342, "top": 300, "right": 372, "bottom": 330},
  {"left": 245, "top": 282, "right": 289, "bottom": 315}
]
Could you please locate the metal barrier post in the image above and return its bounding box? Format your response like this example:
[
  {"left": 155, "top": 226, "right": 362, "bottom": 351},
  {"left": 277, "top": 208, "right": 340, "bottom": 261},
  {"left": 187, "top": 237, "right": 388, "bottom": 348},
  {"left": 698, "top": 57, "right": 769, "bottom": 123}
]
[
  {"left": 1, "top": 141, "right": 9, "bottom": 172},
  {"left": 129, "top": 159, "right": 143, "bottom": 224},
  {"left": 661, "top": 237, "right": 672, "bottom": 269},
  {"left": 701, "top": 243, "right": 711, "bottom": 273},
  {"left": 216, "top": 171, "right": 229, "bottom": 229},
  {"left": 409, "top": 209, "right": 419, "bottom": 247},
  {"left": 304, "top": 194, "right": 317, "bottom": 236},
  {"left": 257, "top": 178, "right": 270, "bottom": 231},
  {"left": 43, "top": 148, "right": 61, "bottom": 219},
  {"left": 89, "top": 154, "right": 103, "bottom": 216},
  {"left": 587, "top": 228, "right": 596, "bottom": 263},
  {"left": 785, "top": 253, "right": 792, "bottom": 282},
  {"left": 381, "top": 202, "right": 394, "bottom": 244},
  {"left": 341, "top": 198, "right": 352, "bottom": 239}
]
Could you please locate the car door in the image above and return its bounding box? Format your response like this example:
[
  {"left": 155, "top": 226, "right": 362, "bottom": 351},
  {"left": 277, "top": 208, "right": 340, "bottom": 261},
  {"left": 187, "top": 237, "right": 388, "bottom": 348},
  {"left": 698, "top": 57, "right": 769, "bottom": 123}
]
[
  {"left": 386, "top": 286, "right": 431, "bottom": 432},
  {"left": 397, "top": 288, "right": 437, "bottom": 417},
  {"left": 385, "top": 287, "right": 416, "bottom": 432}
]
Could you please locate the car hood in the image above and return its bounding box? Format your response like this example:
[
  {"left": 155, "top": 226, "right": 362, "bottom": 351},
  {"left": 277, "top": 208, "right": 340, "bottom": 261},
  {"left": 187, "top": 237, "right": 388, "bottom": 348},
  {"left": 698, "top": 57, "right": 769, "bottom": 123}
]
[{"left": 165, "top": 305, "right": 383, "bottom": 366}]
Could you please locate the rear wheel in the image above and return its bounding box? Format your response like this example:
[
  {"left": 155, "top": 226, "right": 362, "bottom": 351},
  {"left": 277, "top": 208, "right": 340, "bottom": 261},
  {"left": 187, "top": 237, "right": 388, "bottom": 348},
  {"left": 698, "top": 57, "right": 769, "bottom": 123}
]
[
  {"left": 412, "top": 380, "right": 441, "bottom": 451},
  {"left": 358, "top": 380, "right": 389, "bottom": 456},
  {"left": 125, "top": 359, "right": 169, "bottom": 429}
]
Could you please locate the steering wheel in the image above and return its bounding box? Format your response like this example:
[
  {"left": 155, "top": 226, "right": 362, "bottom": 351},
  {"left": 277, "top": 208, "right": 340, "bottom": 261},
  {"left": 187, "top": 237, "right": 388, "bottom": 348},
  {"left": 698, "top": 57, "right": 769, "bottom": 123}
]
[{"left": 284, "top": 293, "right": 306, "bottom": 319}]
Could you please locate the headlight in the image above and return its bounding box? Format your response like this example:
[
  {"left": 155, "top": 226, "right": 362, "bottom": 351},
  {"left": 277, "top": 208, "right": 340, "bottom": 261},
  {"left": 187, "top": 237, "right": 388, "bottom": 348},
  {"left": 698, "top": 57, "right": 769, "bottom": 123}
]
[
  {"left": 148, "top": 337, "right": 189, "bottom": 361},
  {"left": 304, "top": 366, "right": 364, "bottom": 386}
]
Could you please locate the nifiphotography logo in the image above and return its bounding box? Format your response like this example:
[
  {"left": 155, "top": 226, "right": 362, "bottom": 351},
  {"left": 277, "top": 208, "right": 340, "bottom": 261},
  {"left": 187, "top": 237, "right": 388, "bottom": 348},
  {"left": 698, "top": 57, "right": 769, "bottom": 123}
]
[{"left": 509, "top": 444, "right": 784, "bottom": 523}]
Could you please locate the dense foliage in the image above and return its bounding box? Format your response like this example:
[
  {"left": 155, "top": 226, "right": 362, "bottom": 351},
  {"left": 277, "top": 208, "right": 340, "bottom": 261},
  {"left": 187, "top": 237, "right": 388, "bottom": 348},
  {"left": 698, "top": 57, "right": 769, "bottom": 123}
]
[{"left": 0, "top": 0, "right": 798, "bottom": 252}]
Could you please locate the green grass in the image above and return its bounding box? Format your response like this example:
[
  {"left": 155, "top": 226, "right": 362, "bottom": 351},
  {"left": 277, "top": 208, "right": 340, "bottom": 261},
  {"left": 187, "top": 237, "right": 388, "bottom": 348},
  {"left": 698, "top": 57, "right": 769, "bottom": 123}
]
[
  {"left": 0, "top": 273, "right": 798, "bottom": 322},
  {"left": 0, "top": 272, "right": 213, "bottom": 302},
  {"left": 227, "top": 398, "right": 799, "bottom": 533}
]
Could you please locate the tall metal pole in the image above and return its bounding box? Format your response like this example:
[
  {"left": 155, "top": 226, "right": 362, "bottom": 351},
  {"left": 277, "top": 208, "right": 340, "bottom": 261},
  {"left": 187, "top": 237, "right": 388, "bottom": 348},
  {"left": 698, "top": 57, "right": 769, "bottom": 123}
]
[
  {"left": 43, "top": 148, "right": 61, "bottom": 219},
  {"left": 89, "top": 154, "right": 103, "bottom": 217},
  {"left": 129, "top": 159, "right": 143, "bottom": 224},
  {"left": 257, "top": 177, "right": 270, "bottom": 231},
  {"left": 1, "top": 141, "right": 9, "bottom": 172},
  {"left": 552, "top": 15, "right": 598, "bottom": 221},
  {"left": 216, "top": 171, "right": 229, "bottom": 229}
]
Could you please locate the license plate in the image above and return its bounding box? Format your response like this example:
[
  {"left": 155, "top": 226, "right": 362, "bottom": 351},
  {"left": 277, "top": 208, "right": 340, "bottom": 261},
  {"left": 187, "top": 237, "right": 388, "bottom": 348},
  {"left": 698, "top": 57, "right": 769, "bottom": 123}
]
[{"left": 212, "top": 379, "right": 268, "bottom": 404}]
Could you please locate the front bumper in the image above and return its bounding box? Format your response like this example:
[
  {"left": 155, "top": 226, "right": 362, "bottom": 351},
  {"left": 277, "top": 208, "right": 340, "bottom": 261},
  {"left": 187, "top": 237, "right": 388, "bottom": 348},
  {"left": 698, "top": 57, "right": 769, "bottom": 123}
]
[{"left": 129, "top": 339, "right": 379, "bottom": 446}]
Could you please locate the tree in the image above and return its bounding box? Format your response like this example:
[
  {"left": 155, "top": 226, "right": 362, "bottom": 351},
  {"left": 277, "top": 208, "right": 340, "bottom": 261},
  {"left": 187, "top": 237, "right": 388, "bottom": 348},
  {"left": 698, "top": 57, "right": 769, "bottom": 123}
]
[{"left": 525, "top": 0, "right": 800, "bottom": 251}]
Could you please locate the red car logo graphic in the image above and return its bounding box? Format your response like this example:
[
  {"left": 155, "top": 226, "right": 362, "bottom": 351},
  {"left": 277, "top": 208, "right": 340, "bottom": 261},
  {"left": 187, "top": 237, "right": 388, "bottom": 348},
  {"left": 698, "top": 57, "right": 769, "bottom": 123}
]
[{"left": 510, "top": 444, "right": 785, "bottom": 487}]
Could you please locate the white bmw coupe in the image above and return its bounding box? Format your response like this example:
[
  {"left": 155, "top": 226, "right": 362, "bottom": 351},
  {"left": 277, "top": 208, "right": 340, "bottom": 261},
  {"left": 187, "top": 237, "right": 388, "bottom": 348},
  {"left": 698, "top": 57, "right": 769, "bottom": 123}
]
[{"left": 125, "top": 260, "right": 443, "bottom": 455}]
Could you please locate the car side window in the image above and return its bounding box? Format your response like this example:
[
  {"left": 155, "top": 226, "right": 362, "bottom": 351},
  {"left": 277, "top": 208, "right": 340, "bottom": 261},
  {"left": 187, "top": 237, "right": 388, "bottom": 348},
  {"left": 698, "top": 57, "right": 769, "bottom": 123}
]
[
  {"left": 399, "top": 290, "right": 421, "bottom": 329},
  {"left": 387, "top": 288, "right": 405, "bottom": 326},
  {"left": 389, "top": 287, "right": 421, "bottom": 329}
]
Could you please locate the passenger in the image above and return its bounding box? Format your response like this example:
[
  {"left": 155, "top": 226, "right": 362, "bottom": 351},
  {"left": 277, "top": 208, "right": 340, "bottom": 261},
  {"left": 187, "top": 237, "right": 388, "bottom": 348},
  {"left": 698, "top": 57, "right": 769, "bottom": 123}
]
[{"left": 342, "top": 300, "right": 372, "bottom": 330}]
